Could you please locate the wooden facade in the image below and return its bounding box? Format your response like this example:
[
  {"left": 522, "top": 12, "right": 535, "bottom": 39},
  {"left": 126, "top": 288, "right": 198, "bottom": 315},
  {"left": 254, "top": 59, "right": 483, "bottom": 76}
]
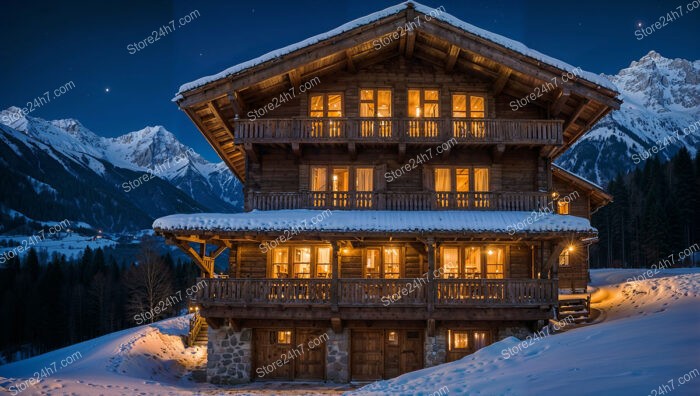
[{"left": 157, "top": 2, "right": 618, "bottom": 384}]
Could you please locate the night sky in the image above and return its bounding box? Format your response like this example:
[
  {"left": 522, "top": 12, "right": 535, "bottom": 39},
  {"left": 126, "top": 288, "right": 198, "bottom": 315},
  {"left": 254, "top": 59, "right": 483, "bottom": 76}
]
[{"left": 3, "top": 0, "right": 699, "bottom": 162}]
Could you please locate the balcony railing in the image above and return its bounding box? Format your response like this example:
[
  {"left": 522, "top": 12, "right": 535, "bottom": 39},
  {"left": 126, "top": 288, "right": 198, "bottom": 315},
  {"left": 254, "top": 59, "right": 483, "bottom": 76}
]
[
  {"left": 195, "top": 278, "right": 557, "bottom": 308},
  {"left": 234, "top": 118, "right": 563, "bottom": 145},
  {"left": 246, "top": 191, "right": 550, "bottom": 211}
]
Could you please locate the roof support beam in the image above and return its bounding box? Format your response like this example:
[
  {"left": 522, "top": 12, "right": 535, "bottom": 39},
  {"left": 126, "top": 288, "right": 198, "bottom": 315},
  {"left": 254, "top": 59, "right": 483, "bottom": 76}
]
[
  {"left": 445, "top": 44, "right": 460, "bottom": 72},
  {"left": 345, "top": 50, "right": 357, "bottom": 73},
  {"left": 288, "top": 69, "right": 301, "bottom": 88},
  {"left": 549, "top": 89, "right": 570, "bottom": 118},
  {"left": 405, "top": 31, "right": 416, "bottom": 58},
  {"left": 563, "top": 98, "right": 590, "bottom": 132},
  {"left": 207, "top": 102, "right": 234, "bottom": 136},
  {"left": 491, "top": 66, "right": 512, "bottom": 96}
]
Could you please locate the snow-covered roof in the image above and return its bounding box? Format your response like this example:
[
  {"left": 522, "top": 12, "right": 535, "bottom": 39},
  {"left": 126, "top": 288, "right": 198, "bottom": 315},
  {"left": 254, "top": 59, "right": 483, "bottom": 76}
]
[
  {"left": 153, "top": 210, "right": 595, "bottom": 235},
  {"left": 174, "top": 1, "right": 617, "bottom": 99},
  {"left": 552, "top": 164, "right": 607, "bottom": 192}
]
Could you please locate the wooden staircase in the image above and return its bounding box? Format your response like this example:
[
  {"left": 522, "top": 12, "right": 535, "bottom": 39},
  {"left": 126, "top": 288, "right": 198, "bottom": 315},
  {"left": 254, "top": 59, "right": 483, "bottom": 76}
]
[
  {"left": 187, "top": 312, "right": 208, "bottom": 347},
  {"left": 557, "top": 295, "right": 591, "bottom": 324}
]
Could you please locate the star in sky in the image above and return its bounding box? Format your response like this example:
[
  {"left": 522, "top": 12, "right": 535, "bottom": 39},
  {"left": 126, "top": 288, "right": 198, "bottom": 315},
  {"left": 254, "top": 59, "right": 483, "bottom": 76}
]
[{"left": 105, "top": 88, "right": 110, "bottom": 93}]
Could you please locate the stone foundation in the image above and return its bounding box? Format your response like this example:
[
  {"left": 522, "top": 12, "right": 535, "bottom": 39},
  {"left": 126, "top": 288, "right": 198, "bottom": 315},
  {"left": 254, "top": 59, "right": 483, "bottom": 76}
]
[
  {"left": 207, "top": 326, "right": 252, "bottom": 384},
  {"left": 424, "top": 328, "right": 447, "bottom": 367},
  {"left": 325, "top": 329, "right": 350, "bottom": 383},
  {"left": 497, "top": 325, "right": 533, "bottom": 341}
]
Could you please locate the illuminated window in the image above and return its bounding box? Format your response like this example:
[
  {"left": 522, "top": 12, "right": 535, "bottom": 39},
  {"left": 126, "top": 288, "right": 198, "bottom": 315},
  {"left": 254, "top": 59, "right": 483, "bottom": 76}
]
[
  {"left": 275, "top": 330, "right": 292, "bottom": 345},
  {"left": 387, "top": 331, "right": 399, "bottom": 346},
  {"left": 408, "top": 89, "right": 439, "bottom": 118},
  {"left": 434, "top": 168, "right": 452, "bottom": 192},
  {"left": 271, "top": 248, "right": 289, "bottom": 278},
  {"left": 452, "top": 94, "right": 468, "bottom": 118},
  {"left": 456, "top": 169, "right": 470, "bottom": 192},
  {"left": 449, "top": 330, "right": 470, "bottom": 350},
  {"left": 316, "top": 247, "right": 331, "bottom": 277},
  {"left": 365, "top": 249, "right": 380, "bottom": 278},
  {"left": 355, "top": 168, "right": 373, "bottom": 192},
  {"left": 360, "top": 89, "right": 392, "bottom": 117},
  {"left": 473, "top": 331, "right": 488, "bottom": 350},
  {"left": 309, "top": 93, "right": 343, "bottom": 137},
  {"left": 559, "top": 251, "right": 570, "bottom": 267},
  {"left": 557, "top": 200, "right": 570, "bottom": 215},
  {"left": 332, "top": 168, "right": 349, "bottom": 192},
  {"left": 311, "top": 166, "right": 327, "bottom": 191},
  {"left": 486, "top": 247, "right": 504, "bottom": 279},
  {"left": 464, "top": 247, "right": 482, "bottom": 278},
  {"left": 442, "top": 247, "right": 459, "bottom": 278},
  {"left": 474, "top": 168, "right": 490, "bottom": 208},
  {"left": 293, "top": 247, "right": 312, "bottom": 278},
  {"left": 384, "top": 248, "right": 401, "bottom": 279},
  {"left": 470, "top": 96, "right": 485, "bottom": 118}
]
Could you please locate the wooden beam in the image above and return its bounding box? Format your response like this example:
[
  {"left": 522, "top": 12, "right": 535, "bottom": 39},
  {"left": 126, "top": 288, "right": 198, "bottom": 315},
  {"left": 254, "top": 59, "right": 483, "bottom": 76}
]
[
  {"left": 345, "top": 50, "right": 356, "bottom": 73},
  {"left": 207, "top": 102, "right": 234, "bottom": 136},
  {"left": 445, "top": 44, "right": 460, "bottom": 72},
  {"left": 292, "top": 142, "right": 301, "bottom": 157},
  {"left": 405, "top": 31, "right": 416, "bottom": 58},
  {"left": 244, "top": 142, "right": 259, "bottom": 163},
  {"left": 563, "top": 98, "right": 590, "bottom": 131},
  {"left": 492, "top": 144, "right": 506, "bottom": 163},
  {"left": 491, "top": 66, "right": 512, "bottom": 96},
  {"left": 348, "top": 141, "right": 357, "bottom": 161},
  {"left": 549, "top": 89, "right": 570, "bottom": 118},
  {"left": 331, "top": 317, "right": 342, "bottom": 334},
  {"left": 288, "top": 69, "right": 301, "bottom": 88},
  {"left": 227, "top": 92, "right": 245, "bottom": 118}
]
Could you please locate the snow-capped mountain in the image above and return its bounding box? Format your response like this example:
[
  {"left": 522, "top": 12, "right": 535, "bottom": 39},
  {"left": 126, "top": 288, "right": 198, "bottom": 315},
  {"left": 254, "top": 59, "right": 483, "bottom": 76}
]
[
  {"left": 0, "top": 110, "right": 242, "bottom": 232},
  {"left": 557, "top": 51, "right": 700, "bottom": 185}
]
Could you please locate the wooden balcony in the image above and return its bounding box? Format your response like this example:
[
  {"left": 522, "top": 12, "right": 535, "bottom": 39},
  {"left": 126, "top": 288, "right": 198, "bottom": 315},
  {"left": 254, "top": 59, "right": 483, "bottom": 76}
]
[
  {"left": 246, "top": 191, "right": 550, "bottom": 211},
  {"left": 234, "top": 118, "right": 563, "bottom": 145},
  {"left": 194, "top": 278, "right": 557, "bottom": 309}
]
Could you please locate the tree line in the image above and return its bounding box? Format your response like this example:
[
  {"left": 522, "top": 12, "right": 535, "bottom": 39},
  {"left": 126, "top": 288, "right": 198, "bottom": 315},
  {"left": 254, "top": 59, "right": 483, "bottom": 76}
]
[
  {"left": 0, "top": 237, "right": 198, "bottom": 363},
  {"left": 591, "top": 147, "right": 699, "bottom": 268}
]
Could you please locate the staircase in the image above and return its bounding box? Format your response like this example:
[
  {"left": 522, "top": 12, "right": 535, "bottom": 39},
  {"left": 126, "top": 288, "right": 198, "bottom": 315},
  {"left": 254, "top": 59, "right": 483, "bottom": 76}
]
[
  {"left": 557, "top": 295, "right": 591, "bottom": 325},
  {"left": 192, "top": 322, "right": 208, "bottom": 347},
  {"left": 186, "top": 312, "right": 208, "bottom": 347}
]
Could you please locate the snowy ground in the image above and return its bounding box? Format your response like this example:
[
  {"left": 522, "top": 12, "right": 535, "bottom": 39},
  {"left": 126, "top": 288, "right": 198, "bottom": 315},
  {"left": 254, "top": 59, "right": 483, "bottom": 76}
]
[
  {"left": 0, "top": 268, "right": 698, "bottom": 395},
  {"left": 0, "top": 233, "right": 117, "bottom": 260}
]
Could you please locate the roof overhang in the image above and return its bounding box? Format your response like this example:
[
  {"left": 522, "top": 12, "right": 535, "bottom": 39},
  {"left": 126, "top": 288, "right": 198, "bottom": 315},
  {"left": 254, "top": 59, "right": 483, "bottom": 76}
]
[{"left": 552, "top": 164, "right": 613, "bottom": 211}]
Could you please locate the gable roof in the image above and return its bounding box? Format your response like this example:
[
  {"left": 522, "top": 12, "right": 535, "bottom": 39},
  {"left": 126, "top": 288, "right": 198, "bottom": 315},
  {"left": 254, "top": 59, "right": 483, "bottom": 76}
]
[
  {"left": 174, "top": 2, "right": 622, "bottom": 182},
  {"left": 174, "top": 1, "right": 616, "bottom": 99},
  {"left": 552, "top": 164, "right": 613, "bottom": 211}
]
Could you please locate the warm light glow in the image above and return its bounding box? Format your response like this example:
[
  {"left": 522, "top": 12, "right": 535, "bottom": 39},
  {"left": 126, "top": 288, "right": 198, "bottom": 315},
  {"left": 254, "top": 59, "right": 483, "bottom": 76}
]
[
  {"left": 487, "top": 249, "right": 494, "bottom": 255},
  {"left": 342, "top": 248, "right": 349, "bottom": 254},
  {"left": 568, "top": 245, "right": 575, "bottom": 252},
  {"left": 551, "top": 192, "right": 560, "bottom": 199},
  {"left": 333, "top": 175, "right": 338, "bottom": 181},
  {"left": 415, "top": 107, "right": 421, "bottom": 117}
]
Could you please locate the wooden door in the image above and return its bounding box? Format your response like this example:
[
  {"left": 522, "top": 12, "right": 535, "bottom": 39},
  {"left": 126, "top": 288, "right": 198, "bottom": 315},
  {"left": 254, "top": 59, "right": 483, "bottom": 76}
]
[
  {"left": 253, "top": 329, "right": 293, "bottom": 380},
  {"left": 295, "top": 329, "right": 325, "bottom": 380},
  {"left": 399, "top": 330, "right": 423, "bottom": 375},
  {"left": 351, "top": 330, "right": 384, "bottom": 380},
  {"left": 384, "top": 331, "right": 401, "bottom": 378}
]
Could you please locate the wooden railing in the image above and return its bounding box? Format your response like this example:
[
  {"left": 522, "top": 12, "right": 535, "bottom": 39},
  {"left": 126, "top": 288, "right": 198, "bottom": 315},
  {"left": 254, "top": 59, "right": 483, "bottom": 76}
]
[
  {"left": 186, "top": 311, "right": 205, "bottom": 347},
  {"left": 436, "top": 279, "right": 557, "bottom": 306},
  {"left": 234, "top": 118, "right": 563, "bottom": 145},
  {"left": 194, "top": 278, "right": 557, "bottom": 307},
  {"left": 247, "top": 191, "right": 550, "bottom": 211}
]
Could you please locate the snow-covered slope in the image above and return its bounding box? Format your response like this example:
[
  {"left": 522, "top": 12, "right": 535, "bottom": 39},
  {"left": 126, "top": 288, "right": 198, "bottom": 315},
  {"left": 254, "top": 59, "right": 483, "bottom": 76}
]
[
  {"left": 557, "top": 51, "right": 700, "bottom": 185},
  {"left": 352, "top": 268, "right": 700, "bottom": 395},
  {"left": 0, "top": 109, "right": 242, "bottom": 231},
  {"left": 1, "top": 270, "right": 697, "bottom": 395}
]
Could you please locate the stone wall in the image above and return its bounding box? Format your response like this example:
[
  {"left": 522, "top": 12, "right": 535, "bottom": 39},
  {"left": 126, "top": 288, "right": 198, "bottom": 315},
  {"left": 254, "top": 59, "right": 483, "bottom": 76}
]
[
  {"left": 207, "top": 326, "right": 252, "bottom": 384},
  {"left": 325, "top": 329, "right": 350, "bottom": 383},
  {"left": 424, "top": 328, "right": 447, "bottom": 367},
  {"left": 497, "top": 324, "right": 533, "bottom": 341}
]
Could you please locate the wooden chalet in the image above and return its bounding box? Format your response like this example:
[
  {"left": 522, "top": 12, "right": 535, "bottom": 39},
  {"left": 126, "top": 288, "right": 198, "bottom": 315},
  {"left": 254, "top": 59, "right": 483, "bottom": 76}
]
[{"left": 154, "top": 1, "right": 619, "bottom": 384}]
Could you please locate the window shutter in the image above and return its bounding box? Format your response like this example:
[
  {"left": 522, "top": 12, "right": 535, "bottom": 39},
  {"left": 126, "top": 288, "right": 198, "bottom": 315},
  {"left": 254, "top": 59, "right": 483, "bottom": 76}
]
[
  {"left": 422, "top": 165, "right": 434, "bottom": 191},
  {"left": 299, "top": 164, "right": 309, "bottom": 190},
  {"left": 375, "top": 164, "right": 387, "bottom": 192}
]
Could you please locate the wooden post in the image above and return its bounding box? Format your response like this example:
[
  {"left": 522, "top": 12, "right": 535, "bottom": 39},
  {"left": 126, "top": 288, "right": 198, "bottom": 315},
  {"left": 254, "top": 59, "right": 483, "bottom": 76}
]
[
  {"left": 331, "top": 240, "right": 340, "bottom": 312},
  {"left": 426, "top": 238, "right": 436, "bottom": 313},
  {"left": 228, "top": 243, "right": 238, "bottom": 278}
]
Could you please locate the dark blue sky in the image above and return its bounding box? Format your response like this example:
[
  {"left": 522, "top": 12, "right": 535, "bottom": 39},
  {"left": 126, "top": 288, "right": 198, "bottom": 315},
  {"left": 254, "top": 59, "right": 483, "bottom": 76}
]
[{"left": 3, "top": 0, "right": 699, "bottom": 162}]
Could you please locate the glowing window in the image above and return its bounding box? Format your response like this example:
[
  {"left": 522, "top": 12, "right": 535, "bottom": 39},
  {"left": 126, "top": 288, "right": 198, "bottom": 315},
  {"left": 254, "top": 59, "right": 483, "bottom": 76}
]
[
  {"left": 309, "top": 93, "right": 343, "bottom": 117},
  {"left": 293, "top": 247, "right": 312, "bottom": 278},
  {"left": 271, "top": 248, "right": 289, "bottom": 278},
  {"left": 558, "top": 200, "right": 570, "bottom": 215},
  {"left": 456, "top": 169, "right": 470, "bottom": 192},
  {"left": 434, "top": 168, "right": 452, "bottom": 192},
  {"left": 311, "top": 166, "right": 328, "bottom": 192},
  {"left": 408, "top": 89, "right": 439, "bottom": 118},
  {"left": 387, "top": 331, "right": 399, "bottom": 346},
  {"left": 384, "top": 248, "right": 401, "bottom": 278},
  {"left": 365, "top": 249, "right": 380, "bottom": 278},
  {"left": 449, "top": 330, "right": 469, "bottom": 350},
  {"left": 486, "top": 247, "right": 504, "bottom": 279},
  {"left": 452, "top": 94, "right": 468, "bottom": 118},
  {"left": 275, "top": 330, "right": 292, "bottom": 345},
  {"left": 442, "top": 247, "right": 459, "bottom": 278},
  {"left": 316, "top": 247, "right": 331, "bottom": 278},
  {"left": 360, "top": 89, "right": 392, "bottom": 118},
  {"left": 464, "top": 247, "right": 482, "bottom": 278},
  {"left": 355, "top": 168, "right": 373, "bottom": 192},
  {"left": 473, "top": 331, "right": 488, "bottom": 350},
  {"left": 559, "top": 251, "right": 570, "bottom": 267},
  {"left": 470, "top": 96, "right": 485, "bottom": 118}
]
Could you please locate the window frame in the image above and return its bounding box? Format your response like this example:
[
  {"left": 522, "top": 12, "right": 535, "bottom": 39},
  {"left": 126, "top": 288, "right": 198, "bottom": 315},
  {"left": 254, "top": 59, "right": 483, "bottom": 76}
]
[
  {"left": 362, "top": 246, "right": 404, "bottom": 278},
  {"left": 433, "top": 167, "right": 491, "bottom": 194},
  {"left": 408, "top": 88, "right": 440, "bottom": 118},
  {"left": 359, "top": 88, "right": 392, "bottom": 118},
  {"left": 451, "top": 93, "right": 487, "bottom": 118},
  {"left": 268, "top": 244, "right": 335, "bottom": 279},
  {"left": 448, "top": 329, "right": 491, "bottom": 352},
  {"left": 308, "top": 92, "right": 345, "bottom": 117},
  {"left": 557, "top": 200, "right": 570, "bottom": 215},
  {"left": 439, "top": 245, "right": 484, "bottom": 279}
]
